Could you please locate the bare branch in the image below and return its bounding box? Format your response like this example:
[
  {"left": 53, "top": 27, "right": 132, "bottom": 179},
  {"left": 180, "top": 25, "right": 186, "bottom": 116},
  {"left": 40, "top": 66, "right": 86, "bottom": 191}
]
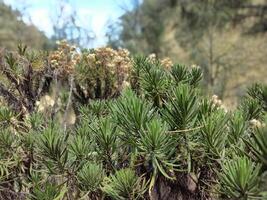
[{"left": 62, "top": 75, "right": 74, "bottom": 134}]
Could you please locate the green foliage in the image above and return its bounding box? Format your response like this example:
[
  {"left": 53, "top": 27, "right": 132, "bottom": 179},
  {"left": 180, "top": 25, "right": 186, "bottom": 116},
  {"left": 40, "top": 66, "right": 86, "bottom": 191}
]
[
  {"left": 38, "top": 123, "right": 68, "bottom": 173},
  {"left": 0, "top": 106, "right": 16, "bottom": 128},
  {"left": 111, "top": 89, "right": 155, "bottom": 145},
  {"left": 228, "top": 111, "right": 248, "bottom": 144},
  {"left": 140, "top": 61, "right": 169, "bottom": 107},
  {"left": 219, "top": 156, "right": 261, "bottom": 200},
  {"left": 69, "top": 134, "right": 91, "bottom": 161},
  {"left": 0, "top": 50, "right": 267, "bottom": 199},
  {"left": 0, "top": 2, "right": 53, "bottom": 50},
  {"left": 26, "top": 112, "right": 45, "bottom": 131},
  {"left": 247, "top": 83, "right": 267, "bottom": 111},
  {"left": 79, "top": 100, "right": 109, "bottom": 119},
  {"left": 244, "top": 126, "right": 267, "bottom": 167},
  {"left": 189, "top": 67, "right": 203, "bottom": 87},
  {"left": 131, "top": 55, "right": 146, "bottom": 94},
  {"left": 163, "top": 84, "right": 199, "bottom": 130},
  {"left": 0, "top": 129, "right": 15, "bottom": 151},
  {"left": 198, "top": 97, "right": 218, "bottom": 119},
  {"left": 89, "top": 117, "right": 118, "bottom": 171},
  {"left": 171, "top": 64, "right": 188, "bottom": 84},
  {"left": 201, "top": 110, "right": 229, "bottom": 159},
  {"left": 171, "top": 64, "right": 202, "bottom": 87},
  {"left": 77, "top": 162, "right": 105, "bottom": 192},
  {"left": 32, "top": 181, "right": 67, "bottom": 200},
  {"left": 137, "top": 118, "right": 178, "bottom": 190},
  {"left": 240, "top": 98, "right": 264, "bottom": 121},
  {"left": 113, "top": 0, "right": 267, "bottom": 102},
  {"left": 101, "top": 168, "right": 146, "bottom": 200}
]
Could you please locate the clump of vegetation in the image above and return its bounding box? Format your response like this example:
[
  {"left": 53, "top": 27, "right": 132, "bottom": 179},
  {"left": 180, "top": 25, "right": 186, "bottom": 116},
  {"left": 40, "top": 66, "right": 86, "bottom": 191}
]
[{"left": 0, "top": 43, "right": 266, "bottom": 200}]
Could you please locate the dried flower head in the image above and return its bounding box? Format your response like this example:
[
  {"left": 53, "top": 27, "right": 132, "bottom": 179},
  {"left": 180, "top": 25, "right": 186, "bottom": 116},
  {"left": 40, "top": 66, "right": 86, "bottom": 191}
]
[
  {"left": 148, "top": 53, "right": 156, "bottom": 62},
  {"left": 211, "top": 94, "right": 227, "bottom": 112},
  {"left": 249, "top": 119, "right": 265, "bottom": 128},
  {"left": 75, "top": 46, "right": 132, "bottom": 98},
  {"left": 191, "top": 64, "right": 200, "bottom": 69},
  {"left": 50, "top": 40, "right": 79, "bottom": 76},
  {"left": 160, "top": 57, "right": 173, "bottom": 70}
]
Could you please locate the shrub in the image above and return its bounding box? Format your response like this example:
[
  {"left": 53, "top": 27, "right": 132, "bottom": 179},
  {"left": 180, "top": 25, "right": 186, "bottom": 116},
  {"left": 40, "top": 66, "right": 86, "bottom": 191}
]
[{"left": 0, "top": 43, "right": 266, "bottom": 199}]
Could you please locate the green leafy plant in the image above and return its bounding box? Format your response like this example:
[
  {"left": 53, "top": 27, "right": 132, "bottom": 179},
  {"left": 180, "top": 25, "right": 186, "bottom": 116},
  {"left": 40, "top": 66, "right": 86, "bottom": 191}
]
[
  {"left": 240, "top": 98, "right": 263, "bottom": 121},
  {"left": 247, "top": 83, "right": 267, "bottom": 111},
  {"left": 139, "top": 59, "right": 169, "bottom": 107},
  {"left": 244, "top": 125, "right": 267, "bottom": 167},
  {"left": 111, "top": 89, "right": 155, "bottom": 145},
  {"left": 38, "top": 123, "right": 68, "bottom": 173},
  {"left": 0, "top": 46, "right": 266, "bottom": 200},
  {"left": 69, "top": 134, "right": 92, "bottom": 161},
  {"left": 89, "top": 117, "right": 118, "bottom": 171},
  {"left": 32, "top": 181, "right": 67, "bottom": 200},
  {"left": 163, "top": 84, "right": 199, "bottom": 130},
  {"left": 77, "top": 162, "right": 105, "bottom": 193},
  {"left": 201, "top": 110, "right": 229, "bottom": 159},
  {"left": 171, "top": 64, "right": 202, "bottom": 87},
  {"left": 138, "top": 118, "right": 178, "bottom": 190},
  {"left": 101, "top": 168, "right": 146, "bottom": 200},
  {"left": 228, "top": 111, "right": 248, "bottom": 144},
  {"left": 219, "top": 156, "right": 261, "bottom": 200}
]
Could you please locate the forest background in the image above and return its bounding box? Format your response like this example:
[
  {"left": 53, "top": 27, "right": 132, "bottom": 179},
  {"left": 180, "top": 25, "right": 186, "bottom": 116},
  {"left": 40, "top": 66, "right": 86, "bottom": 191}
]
[{"left": 1, "top": 0, "right": 267, "bottom": 107}]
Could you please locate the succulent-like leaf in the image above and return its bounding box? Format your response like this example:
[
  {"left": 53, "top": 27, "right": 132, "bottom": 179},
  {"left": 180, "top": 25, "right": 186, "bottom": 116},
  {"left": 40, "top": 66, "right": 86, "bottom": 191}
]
[
  {"left": 102, "top": 168, "right": 146, "bottom": 200},
  {"left": 219, "top": 156, "right": 261, "bottom": 199},
  {"left": 77, "top": 162, "right": 105, "bottom": 192}
]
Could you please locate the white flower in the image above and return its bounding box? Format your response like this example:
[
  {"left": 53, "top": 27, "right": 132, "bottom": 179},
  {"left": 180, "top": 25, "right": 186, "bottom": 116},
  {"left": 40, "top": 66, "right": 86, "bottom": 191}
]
[
  {"left": 220, "top": 105, "right": 228, "bottom": 113},
  {"left": 38, "top": 105, "right": 44, "bottom": 112},
  {"left": 191, "top": 64, "right": 200, "bottom": 69},
  {"left": 68, "top": 113, "right": 76, "bottom": 125},
  {"left": 249, "top": 119, "right": 264, "bottom": 128},
  {"left": 43, "top": 95, "right": 55, "bottom": 107},
  {"left": 212, "top": 95, "right": 218, "bottom": 101},
  {"left": 148, "top": 53, "right": 156, "bottom": 61},
  {"left": 87, "top": 53, "right": 96, "bottom": 62},
  {"left": 122, "top": 80, "right": 130, "bottom": 88}
]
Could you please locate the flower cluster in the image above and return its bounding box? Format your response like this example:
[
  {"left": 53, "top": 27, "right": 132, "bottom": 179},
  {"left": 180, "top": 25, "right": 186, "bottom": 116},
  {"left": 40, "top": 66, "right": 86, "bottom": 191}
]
[
  {"left": 50, "top": 40, "right": 80, "bottom": 76},
  {"left": 191, "top": 64, "right": 200, "bottom": 69},
  {"left": 211, "top": 94, "right": 228, "bottom": 112},
  {"left": 148, "top": 53, "right": 156, "bottom": 62},
  {"left": 36, "top": 95, "right": 55, "bottom": 112},
  {"left": 249, "top": 119, "right": 265, "bottom": 128},
  {"left": 87, "top": 47, "right": 131, "bottom": 71},
  {"left": 84, "top": 47, "right": 132, "bottom": 91},
  {"left": 160, "top": 57, "right": 173, "bottom": 70},
  {"left": 148, "top": 53, "right": 173, "bottom": 70}
]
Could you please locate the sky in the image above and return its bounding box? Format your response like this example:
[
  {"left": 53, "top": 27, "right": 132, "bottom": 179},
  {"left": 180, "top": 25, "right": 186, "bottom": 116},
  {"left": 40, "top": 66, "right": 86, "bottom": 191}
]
[{"left": 3, "top": 0, "right": 135, "bottom": 47}]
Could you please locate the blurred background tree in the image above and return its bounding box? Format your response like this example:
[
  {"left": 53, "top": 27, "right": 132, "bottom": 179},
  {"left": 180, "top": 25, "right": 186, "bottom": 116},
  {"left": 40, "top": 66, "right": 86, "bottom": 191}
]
[
  {"left": 110, "top": 0, "right": 267, "bottom": 106},
  {"left": 51, "top": 0, "right": 95, "bottom": 48},
  {"left": 0, "top": 0, "right": 267, "bottom": 106},
  {"left": 0, "top": 2, "right": 53, "bottom": 50}
]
